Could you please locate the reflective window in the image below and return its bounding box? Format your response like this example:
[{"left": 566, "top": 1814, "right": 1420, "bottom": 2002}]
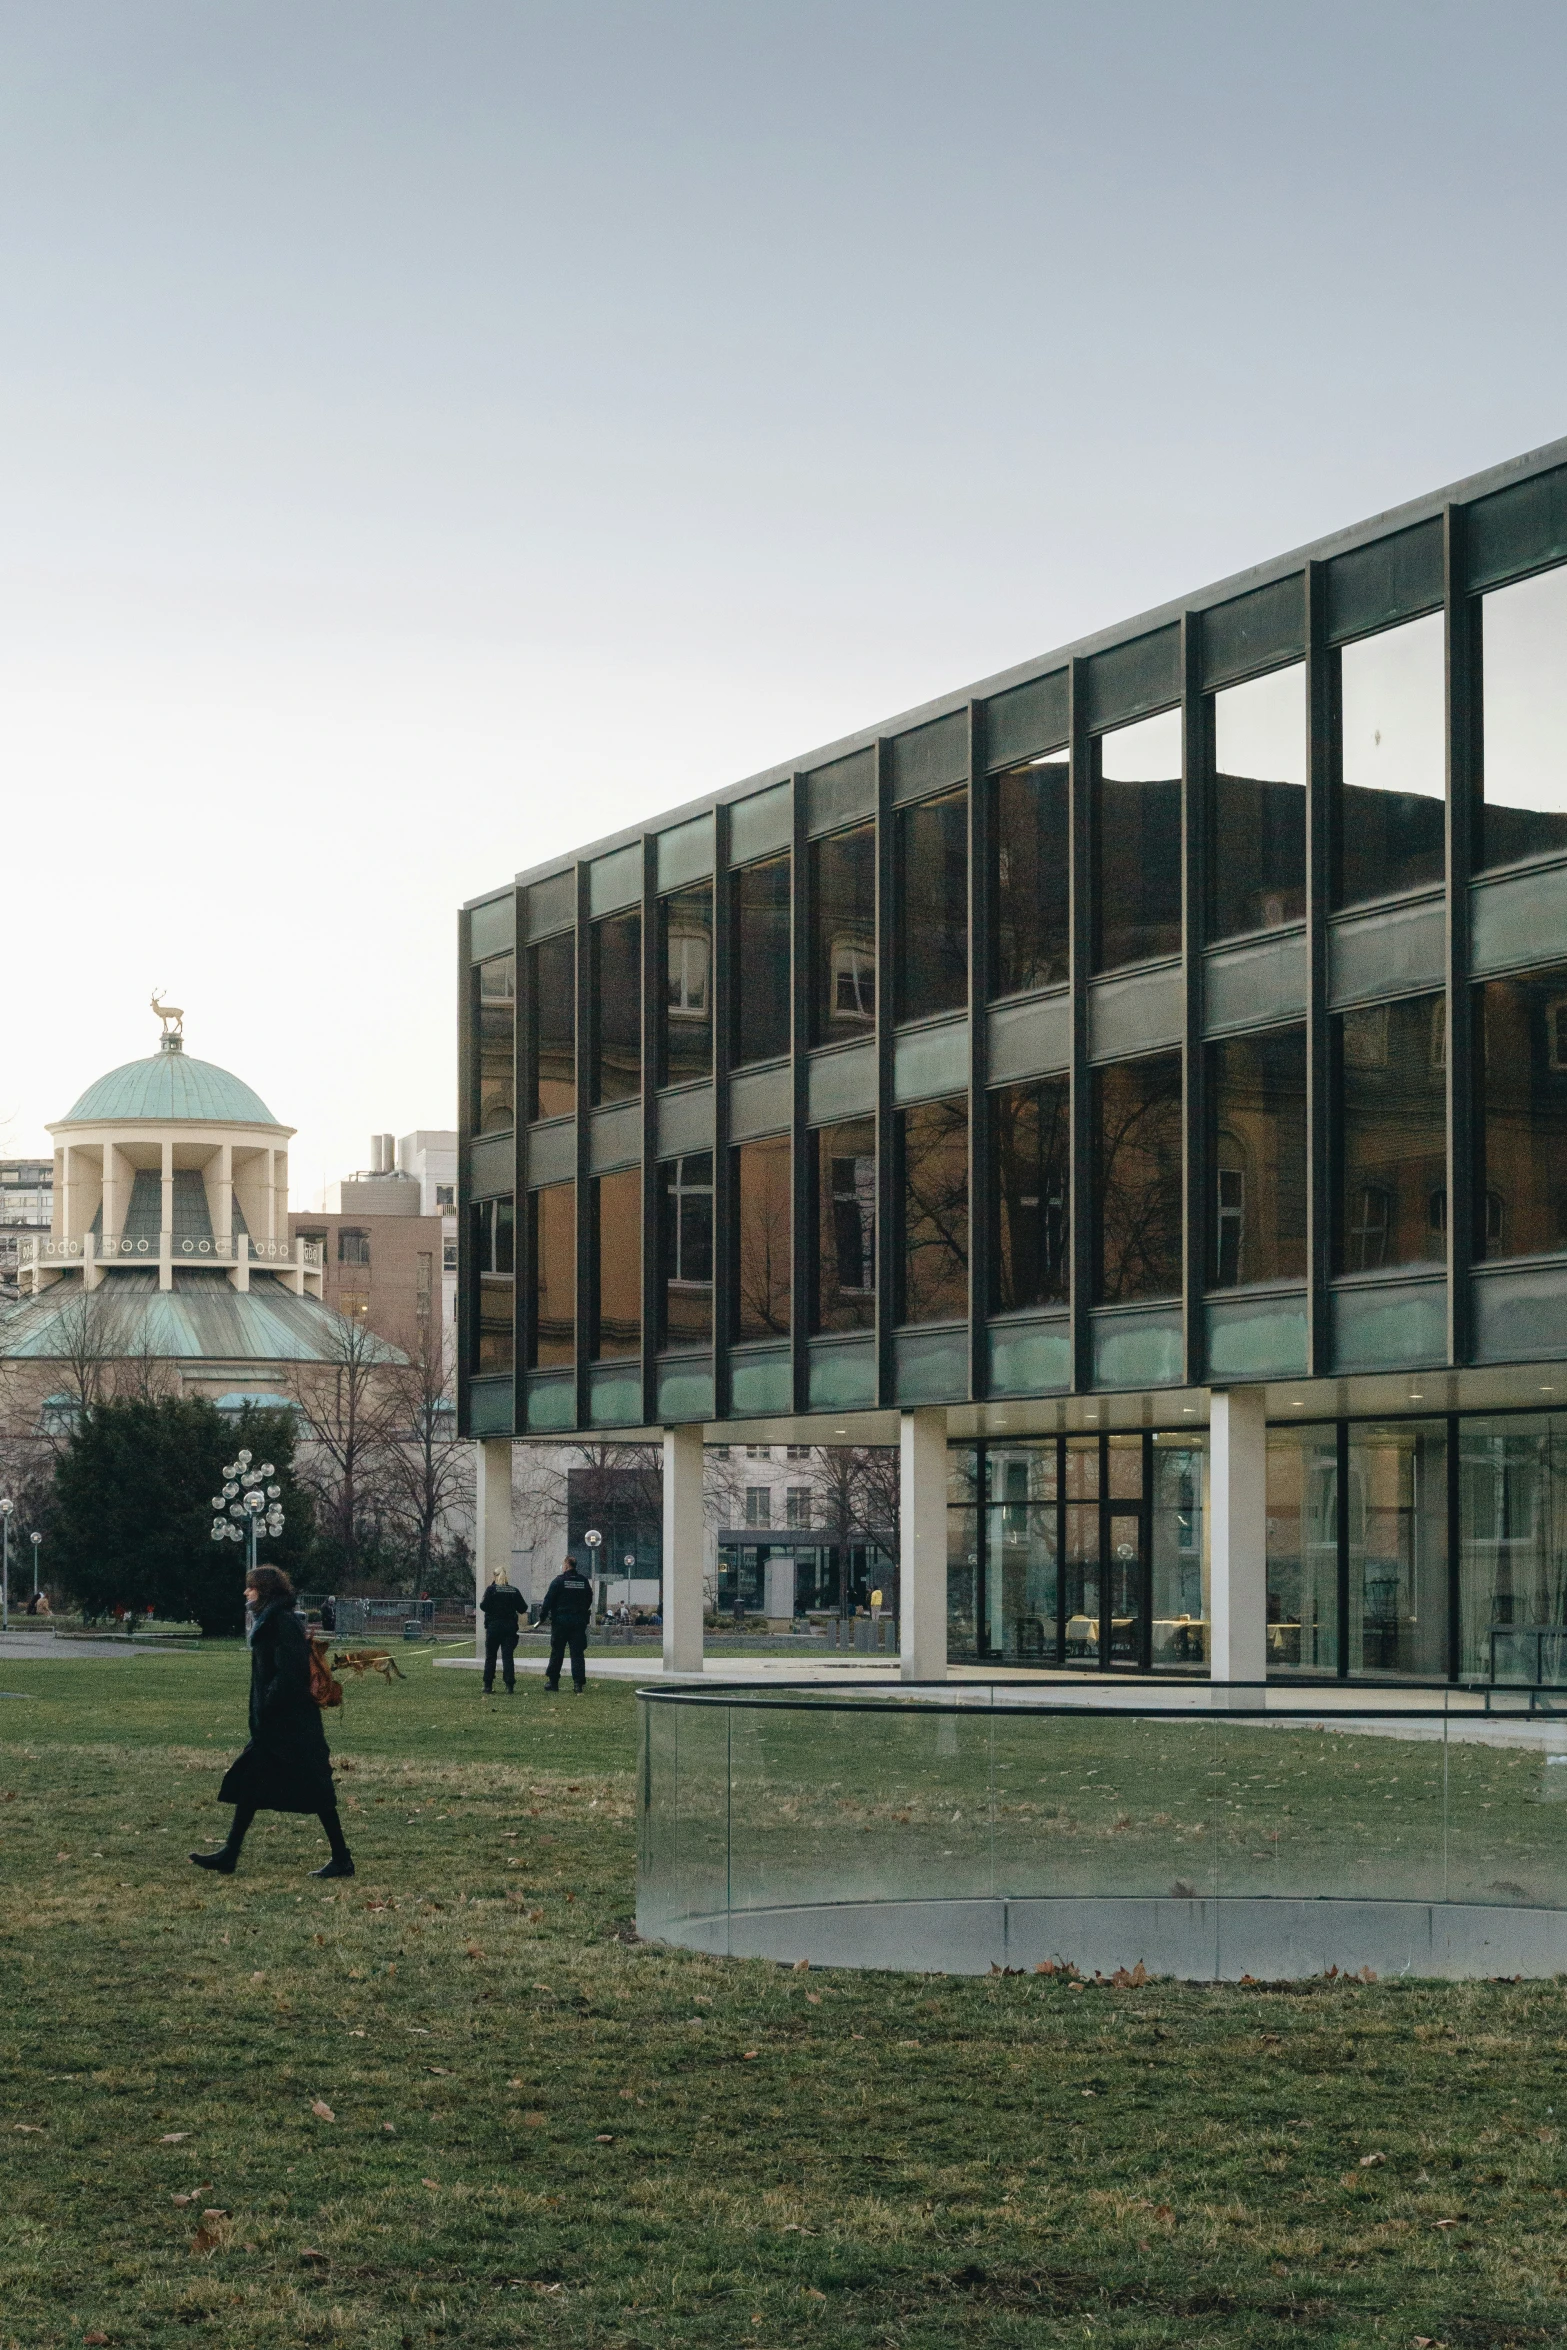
[
  {"left": 983, "top": 1444, "right": 1058, "bottom": 1665},
  {"left": 1092, "top": 1051, "right": 1182, "bottom": 1302},
  {"left": 590, "top": 911, "right": 641, "bottom": 1105},
  {"left": 899, "top": 1096, "right": 968, "bottom": 1325},
  {"left": 338, "top": 1227, "right": 370, "bottom": 1267},
  {"left": 658, "top": 1152, "right": 713, "bottom": 1347},
  {"left": 659, "top": 885, "right": 712, "bottom": 1086},
  {"left": 897, "top": 789, "right": 967, "bottom": 1022},
  {"left": 733, "top": 1135, "right": 791, "bottom": 1340},
  {"left": 1460, "top": 1415, "right": 1567, "bottom": 1682},
  {"left": 1209, "top": 663, "right": 1306, "bottom": 940},
  {"left": 810, "top": 824, "right": 876, "bottom": 1045},
  {"left": 1266, "top": 1426, "right": 1339, "bottom": 1672},
  {"left": 813, "top": 1118, "right": 876, "bottom": 1332},
  {"left": 1151, "top": 1437, "right": 1206, "bottom": 1669},
  {"left": 1093, "top": 708, "right": 1181, "bottom": 971},
  {"left": 592, "top": 1166, "right": 640, "bottom": 1358},
  {"left": 529, "top": 932, "right": 575, "bottom": 1121},
  {"left": 1478, "top": 967, "right": 1567, "bottom": 1259},
  {"left": 991, "top": 1077, "right": 1068, "bottom": 1311},
  {"left": 1481, "top": 563, "right": 1567, "bottom": 871},
  {"left": 1347, "top": 1420, "right": 1448, "bottom": 1676},
  {"left": 1337, "top": 992, "right": 1446, "bottom": 1273},
  {"left": 1336, "top": 613, "right": 1445, "bottom": 906},
  {"left": 1207, "top": 1026, "right": 1307, "bottom": 1287},
  {"left": 471, "top": 1194, "right": 514, "bottom": 1374},
  {"left": 732, "top": 853, "right": 791, "bottom": 1066},
  {"left": 474, "top": 952, "right": 515, "bottom": 1135},
  {"left": 993, "top": 754, "right": 1068, "bottom": 995},
  {"left": 529, "top": 1181, "right": 575, "bottom": 1368}
]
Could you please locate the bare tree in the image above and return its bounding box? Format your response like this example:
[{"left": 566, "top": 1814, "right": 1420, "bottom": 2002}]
[
  {"left": 44, "top": 1281, "right": 131, "bottom": 1421},
  {"left": 286, "top": 1312, "right": 399, "bottom": 1582},
  {"left": 382, "top": 1312, "right": 472, "bottom": 1586}
]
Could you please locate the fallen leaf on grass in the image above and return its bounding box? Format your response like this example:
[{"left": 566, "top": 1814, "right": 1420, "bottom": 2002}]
[
  {"left": 311, "top": 2101, "right": 336, "bottom": 2122},
  {"left": 742, "top": 2050, "right": 760, "bottom": 2061},
  {"left": 299, "top": 2248, "right": 327, "bottom": 2263},
  {"left": 792, "top": 1958, "right": 810, "bottom": 1972},
  {"left": 465, "top": 1943, "right": 485, "bottom": 1959},
  {"left": 805, "top": 1992, "right": 821, "bottom": 2005},
  {"left": 427, "top": 2067, "right": 452, "bottom": 2077},
  {"left": 804, "top": 2287, "right": 826, "bottom": 2300},
  {"left": 382, "top": 2123, "right": 396, "bottom": 2135},
  {"left": 1433, "top": 2217, "right": 1463, "bottom": 2229},
  {"left": 522, "top": 2113, "right": 546, "bottom": 2127},
  {"left": 12, "top": 2123, "right": 44, "bottom": 2134},
  {"left": 160, "top": 2132, "right": 190, "bottom": 2144},
  {"left": 507, "top": 2077, "right": 526, "bottom": 2088},
  {"left": 84, "top": 2335, "right": 108, "bottom": 2345},
  {"left": 595, "top": 2133, "right": 616, "bottom": 2143},
  {"left": 1153, "top": 2204, "right": 1173, "bottom": 2223},
  {"left": 1359, "top": 2151, "right": 1385, "bottom": 2168},
  {"left": 421, "top": 2177, "right": 440, "bottom": 2190}
]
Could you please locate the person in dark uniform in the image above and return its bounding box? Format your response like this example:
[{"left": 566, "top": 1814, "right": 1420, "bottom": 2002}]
[
  {"left": 319, "top": 1594, "right": 337, "bottom": 1634},
  {"left": 480, "top": 1569, "right": 526, "bottom": 1693},
  {"left": 190, "top": 1565, "right": 354, "bottom": 1878},
  {"left": 535, "top": 1553, "right": 593, "bottom": 1692}
]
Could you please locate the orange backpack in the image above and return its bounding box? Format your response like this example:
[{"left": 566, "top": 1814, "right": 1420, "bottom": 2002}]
[{"left": 308, "top": 1635, "right": 344, "bottom": 1710}]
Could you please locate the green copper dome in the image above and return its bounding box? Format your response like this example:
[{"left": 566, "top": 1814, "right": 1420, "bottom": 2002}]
[{"left": 60, "top": 1041, "right": 280, "bottom": 1128}]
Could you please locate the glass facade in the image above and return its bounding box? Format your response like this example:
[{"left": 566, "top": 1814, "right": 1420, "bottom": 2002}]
[
  {"left": 733, "top": 1136, "right": 791, "bottom": 1340},
  {"left": 1337, "top": 992, "right": 1446, "bottom": 1273},
  {"left": 593, "top": 1167, "right": 640, "bottom": 1358},
  {"left": 896, "top": 788, "right": 967, "bottom": 1022},
  {"left": 731, "top": 853, "right": 791, "bottom": 1066},
  {"left": 810, "top": 824, "right": 875, "bottom": 1045},
  {"left": 993, "top": 754, "right": 1068, "bottom": 995},
  {"left": 1093, "top": 1052, "right": 1182, "bottom": 1303},
  {"left": 991, "top": 1077, "right": 1068, "bottom": 1311},
  {"left": 591, "top": 911, "right": 641, "bottom": 1105},
  {"left": 659, "top": 1151, "right": 713, "bottom": 1346},
  {"left": 1210, "top": 662, "right": 1306, "bottom": 941},
  {"left": 1460, "top": 1415, "right": 1567, "bottom": 1682},
  {"left": 471, "top": 1194, "right": 514, "bottom": 1373},
  {"left": 1480, "top": 563, "right": 1567, "bottom": 872},
  {"left": 1208, "top": 1027, "right": 1307, "bottom": 1287},
  {"left": 1093, "top": 708, "right": 1182, "bottom": 971},
  {"left": 1336, "top": 614, "right": 1445, "bottom": 907},
  {"left": 899, "top": 1096, "right": 968, "bottom": 1324},
  {"left": 529, "top": 1182, "right": 574, "bottom": 1368},
  {"left": 530, "top": 933, "right": 575, "bottom": 1121},
  {"left": 1478, "top": 967, "right": 1567, "bottom": 1259},
  {"left": 474, "top": 953, "right": 515, "bottom": 1135},
  {"left": 813, "top": 1118, "right": 875, "bottom": 1333},
  {"left": 660, "top": 886, "right": 712, "bottom": 1085}
]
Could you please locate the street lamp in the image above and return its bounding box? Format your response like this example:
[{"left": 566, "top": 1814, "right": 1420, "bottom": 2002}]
[
  {"left": 29, "top": 1531, "right": 40, "bottom": 1600},
  {"left": 0, "top": 1497, "right": 12, "bottom": 1635},
  {"left": 210, "top": 1448, "right": 284, "bottom": 1579}
]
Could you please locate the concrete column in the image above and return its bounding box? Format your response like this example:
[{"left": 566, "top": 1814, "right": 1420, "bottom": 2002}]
[
  {"left": 899, "top": 1407, "right": 948, "bottom": 1684},
  {"left": 160, "top": 1140, "right": 175, "bottom": 1242},
  {"left": 1208, "top": 1387, "right": 1269, "bottom": 1687},
  {"left": 661, "top": 1424, "right": 705, "bottom": 1675},
  {"left": 234, "top": 1232, "right": 250, "bottom": 1293},
  {"left": 473, "top": 1439, "right": 513, "bottom": 1661},
  {"left": 101, "top": 1142, "right": 119, "bottom": 1249},
  {"left": 215, "top": 1143, "right": 233, "bottom": 1249},
  {"left": 60, "top": 1146, "right": 73, "bottom": 1245}
]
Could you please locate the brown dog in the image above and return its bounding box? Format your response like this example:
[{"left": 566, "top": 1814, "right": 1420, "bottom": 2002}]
[{"left": 331, "top": 1647, "right": 407, "bottom": 1683}]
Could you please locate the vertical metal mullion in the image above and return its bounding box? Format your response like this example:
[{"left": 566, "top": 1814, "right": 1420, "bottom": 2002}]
[
  {"left": 1055, "top": 1434, "right": 1067, "bottom": 1667},
  {"left": 874, "top": 740, "right": 897, "bottom": 1409},
  {"left": 1141, "top": 1428, "right": 1154, "bottom": 1674},
  {"left": 1444, "top": 502, "right": 1477, "bottom": 1370},
  {"left": 1305, "top": 564, "right": 1333, "bottom": 1380},
  {"left": 1446, "top": 1412, "right": 1461, "bottom": 1683},
  {"left": 1180, "top": 615, "right": 1205, "bottom": 1390},
  {"left": 789, "top": 777, "right": 810, "bottom": 1414},
  {"left": 1067, "top": 660, "right": 1093, "bottom": 1395},
  {"left": 573, "top": 864, "right": 593, "bottom": 1432},
  {"left": 511, "top": 886, "right": 529, "bottom": 1432},
  {"left": 456, "top": 910, "right": 475, "bottom": 1436},
  {"left": 1097, "top": 1429, "right": 1110, "bottom": 1672},
  {"left": 712, "top": 808, "right": 733, "bottom": 1421},
  {"left": 967, "top": 700, "right": 991, "bottom": 1404},
  {"left": 974, "top": 1439, "right": 988, "bottom": 1659},
  {"left": 1336, "top": 1417, "right": 1351, "bottom": 1680},
  {"left": 640, "top": 839, "right": 660, "bottom": 1429}
]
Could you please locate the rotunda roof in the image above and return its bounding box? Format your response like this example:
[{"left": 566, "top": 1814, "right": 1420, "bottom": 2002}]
[{"left": 59, "top": 1044, "right": 280, "bottom": 1128}]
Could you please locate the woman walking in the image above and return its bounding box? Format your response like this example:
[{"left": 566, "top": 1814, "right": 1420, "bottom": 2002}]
[{"left": 191, "top": 1565, "right": 355, "bottom": 1878}]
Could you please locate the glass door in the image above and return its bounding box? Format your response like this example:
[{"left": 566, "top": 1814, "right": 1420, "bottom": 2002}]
[{"left": 1105, "top": 1507, "right": 1146, "bottom": 1668}]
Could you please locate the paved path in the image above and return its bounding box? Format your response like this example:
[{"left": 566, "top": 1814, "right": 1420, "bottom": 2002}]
[{"left": 0, "top": 1629, "right": 192, "bottom": 1660}]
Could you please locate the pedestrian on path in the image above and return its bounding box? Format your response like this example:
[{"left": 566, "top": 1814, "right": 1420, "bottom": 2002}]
[
  {"left": 535, "top": 1554, "right": 593, "bottom": 1693},
  {"left": 190, "top": 1565, "right": 355, "bottom": 1879},
  {"left": 481, "top": 1568, "right": 526, "bottom": 1692}
]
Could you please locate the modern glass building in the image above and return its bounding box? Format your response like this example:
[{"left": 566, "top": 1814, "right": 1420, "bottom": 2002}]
[{"left": 460, "top": 437, "right": 1567, "bottom": 1688}]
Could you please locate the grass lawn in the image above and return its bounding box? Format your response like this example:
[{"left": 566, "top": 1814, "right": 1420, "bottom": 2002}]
[{"left": 1, "top": 1649, "right": 1566, "bottom": 2347}]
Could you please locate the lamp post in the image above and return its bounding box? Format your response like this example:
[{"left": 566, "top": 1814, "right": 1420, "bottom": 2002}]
[
  {"left": 0, "top": 1498, "right": 12, "bottom": 1634},
  {"left": 210, "top": 1448, "right": 284, "bottom": 1579},
  {"left": 29, "top": 1531, "right": 40, "bottom": 1600}
]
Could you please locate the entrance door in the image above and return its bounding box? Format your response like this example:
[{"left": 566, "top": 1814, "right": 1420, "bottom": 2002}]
[{"left": 1105, "top": 1508, "right": 1145, "bottom": 1669}]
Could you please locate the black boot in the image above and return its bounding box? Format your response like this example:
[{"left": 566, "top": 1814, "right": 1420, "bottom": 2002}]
[
  {"left": 190, "top": 1848, "right": 237, "bottom": 1874},
  {"left": 313, "top": 1805, "right": 355, "bottom": 1878}
]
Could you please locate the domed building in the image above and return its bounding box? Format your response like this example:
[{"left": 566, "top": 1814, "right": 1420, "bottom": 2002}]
[{"left": 1, "top": 1006, "right": 391, "bottom": 1411}]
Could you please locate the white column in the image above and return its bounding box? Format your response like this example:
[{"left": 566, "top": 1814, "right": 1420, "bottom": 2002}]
[
  {"left": 216, "top": 1142, "right": 233, "bottom": 1249},
  {"left": 101, "top": 1141, "right": 119, "bottom": 1249},
  {"left": 899, "top": 1407, "right": 948, "bottom": 1684},
  {"left": 158, "top": 1141, "right": 175, "bottom": 1292},
  {"left": 1208, "top": 1387, "right": 1269, "bottom": 1687},
  {"left": 473, "top": 1439, "right": 513, "bottom": 1661},
  {"left": 661, "top": 1424, "right": 705, "bottom": 1674}
]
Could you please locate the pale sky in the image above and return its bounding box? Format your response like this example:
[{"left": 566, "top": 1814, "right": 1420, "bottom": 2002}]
[{"left": 3, "top": 1, "right": 1566, "bottom": 1200}]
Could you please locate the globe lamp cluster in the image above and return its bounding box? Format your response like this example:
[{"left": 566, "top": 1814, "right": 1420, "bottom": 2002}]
[{"left": 210, "top": 1448, "right": 284, "bottom": 1548}]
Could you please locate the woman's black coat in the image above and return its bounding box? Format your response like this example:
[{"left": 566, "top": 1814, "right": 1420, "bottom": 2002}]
[{"left": 218, "top": 1601, "right": 335, "bottom": 1815}]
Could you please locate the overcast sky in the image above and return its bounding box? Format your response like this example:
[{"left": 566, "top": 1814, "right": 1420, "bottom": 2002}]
[{"left": 3, "top": 1, "right": 1566, "bottom": 1198}]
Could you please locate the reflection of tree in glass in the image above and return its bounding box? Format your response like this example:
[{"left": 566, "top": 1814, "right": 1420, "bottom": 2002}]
[
  {"left": 1094, "top": 1058, "right": 1182, "bottom": 1303},
  {"left": 735, "top": 1138, "right": 790, "bottom": 1339},
  {"left": 993, "top": 1080, "right": 1068, "bottom": 1310},
  {"left": 902, "top": 1099, "right": 969, "bottom": 1323}
]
